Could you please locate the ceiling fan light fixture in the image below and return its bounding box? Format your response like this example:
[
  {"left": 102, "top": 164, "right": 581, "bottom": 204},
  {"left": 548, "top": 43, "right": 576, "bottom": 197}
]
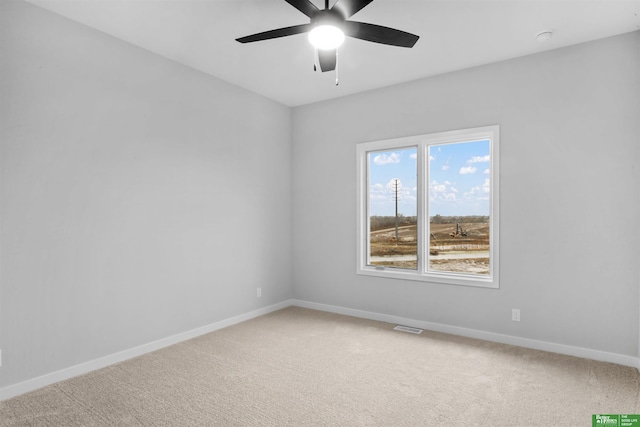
[{"left": 308, "top": 25, "right": 345, "bottom": 50}]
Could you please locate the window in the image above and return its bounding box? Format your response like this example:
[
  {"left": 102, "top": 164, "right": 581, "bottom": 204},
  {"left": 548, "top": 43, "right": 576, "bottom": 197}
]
[{"left": 356, "top": 126, "right": 499, "bottom": 288}]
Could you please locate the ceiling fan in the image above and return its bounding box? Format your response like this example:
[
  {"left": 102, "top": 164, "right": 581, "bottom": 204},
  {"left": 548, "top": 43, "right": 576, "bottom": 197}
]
[{"left": 236, "top": 0, "right": 419, "bottom": 74}]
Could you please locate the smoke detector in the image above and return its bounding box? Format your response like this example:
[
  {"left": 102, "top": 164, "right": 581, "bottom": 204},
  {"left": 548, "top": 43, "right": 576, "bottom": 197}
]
[{"left": 536, "top": 31, "right": 554, "bottom": 42}]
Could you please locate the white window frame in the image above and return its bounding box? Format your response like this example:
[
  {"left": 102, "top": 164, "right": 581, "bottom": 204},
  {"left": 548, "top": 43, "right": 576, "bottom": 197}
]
[{"left": 356, "top": 125, "right": 499, "bottom": 288}]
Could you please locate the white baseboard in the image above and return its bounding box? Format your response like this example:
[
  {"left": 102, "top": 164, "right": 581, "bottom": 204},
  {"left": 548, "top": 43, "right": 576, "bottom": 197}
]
[
  {"left": 292, "top": 299, "right": 640, "bottom": 370},
  {"left": 2, "top": 297, "right": 638, "bottom": 401},
  {"left": 0, "top": 300, "right": 293, "bottom": 401}
]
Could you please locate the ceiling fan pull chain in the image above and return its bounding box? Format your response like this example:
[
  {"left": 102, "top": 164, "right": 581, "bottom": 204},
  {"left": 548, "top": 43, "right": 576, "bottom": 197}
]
[
  {"left": 335, "top": 49, "right": 339, "bottom": 86},
  {"left": 313, "top": 47, "right": 318, "bottom": 72}
]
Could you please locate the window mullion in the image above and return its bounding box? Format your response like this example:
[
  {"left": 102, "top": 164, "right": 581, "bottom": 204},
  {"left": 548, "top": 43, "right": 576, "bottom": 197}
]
[{"left": 417, "top": 142, "right": 426, "bottom": 275}]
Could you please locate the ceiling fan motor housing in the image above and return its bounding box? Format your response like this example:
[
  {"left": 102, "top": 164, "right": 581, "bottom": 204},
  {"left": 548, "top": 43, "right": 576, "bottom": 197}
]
[{"left": 310, "top": 9, "right": 345, "bottom": 29}]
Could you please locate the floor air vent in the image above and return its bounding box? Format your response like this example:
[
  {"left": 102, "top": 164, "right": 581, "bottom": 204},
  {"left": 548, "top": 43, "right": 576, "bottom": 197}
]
[{"left": 393, "top": 325, "right": 423, "bottom": 334}]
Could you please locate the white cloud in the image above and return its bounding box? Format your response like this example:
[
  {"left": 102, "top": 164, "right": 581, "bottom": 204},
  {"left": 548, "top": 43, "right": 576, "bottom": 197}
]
[
  {"left": 385, "top": 178, "right": 403, "bottom": 192},
  {"left": 373, "top": 152, "right": 400, "bottom": 165},
  {"left": 467, "top": 155, "right": 490, "bottom": 164},
  {"left": 463, "top": 179, "right": 491, "bottom": 199},
  {"left": 429, "top": 155, "right": 435, "bottom": 162},
  {"left": 459, "top": 166, "right": 477, "bottom": 175},
  {"left": 402, "top": 192, "right": 417, "bottom": 203},
  {"left": 410, "top": 153, "right": 417, "bottom": 159},
  {"left": 442, "top": 165, "right": 450, "bottom": 171},
  {"left": 369, "top": 183, "right": 386, "bottom": 201},
  {"left": 382, "top": 179, "right": 417, "bottom": 204},
  {"left": 431, "top": 183, "right": 446, "bottom": 193},
  {"left": 483, "top": 169, "right": 490, "bottom": 174},
  {"left": 371, "top": 179, "right": 413, "bottom": 198},
  {"left": 429, "top": 180, "right": 457, "bottom": 202},
  {"left": 464, "top": 186, "right": 481, "bottom": 198}
]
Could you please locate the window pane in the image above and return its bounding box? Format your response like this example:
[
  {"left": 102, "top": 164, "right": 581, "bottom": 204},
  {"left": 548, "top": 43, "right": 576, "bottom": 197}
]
[
  {"left": 368, "top": 147, "right": 417, "bottom": 270},
  {"left": 428, "top": 140, "right": 490, "bottom": 275}
]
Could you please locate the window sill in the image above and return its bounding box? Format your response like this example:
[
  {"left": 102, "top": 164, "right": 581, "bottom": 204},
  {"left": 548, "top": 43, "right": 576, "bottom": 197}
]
[{"left": 357, "top": 266, "right": 499, "bottom": 289}]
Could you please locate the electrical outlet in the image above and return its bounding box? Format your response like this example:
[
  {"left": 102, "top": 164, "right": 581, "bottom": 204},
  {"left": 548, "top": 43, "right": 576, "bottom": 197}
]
[
  {"left": 512, "top": 308, "right": 520, "bottom": 322},
  {"left": 257, "top": 288, "right": 261, "bottom": 298}
]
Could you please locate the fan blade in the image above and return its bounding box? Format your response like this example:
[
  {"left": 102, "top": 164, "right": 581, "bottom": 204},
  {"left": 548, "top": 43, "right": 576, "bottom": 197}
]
[
  {"left": 318, "top": 49, "right": 337, "bottom": 72},
  {"left": 284, "top": 0, "right": 319, "bottom": 18},
  {"left": 343, "top": 21, "right": 419, "bottom": 47},
  {"left": 236, "top": 24, "right": 311, "bottom": 43},
  {"left": 332, "top": 0, "right": 374, "bottom": 18}
]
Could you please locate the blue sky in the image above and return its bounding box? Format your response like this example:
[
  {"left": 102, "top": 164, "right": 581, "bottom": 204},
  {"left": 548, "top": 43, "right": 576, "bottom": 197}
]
[{"left": 368, "top": 140, "right": 490, "bottom": 216}]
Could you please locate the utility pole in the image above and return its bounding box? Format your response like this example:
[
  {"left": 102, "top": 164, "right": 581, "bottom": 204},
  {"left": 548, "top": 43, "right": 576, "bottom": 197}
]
[{"left": 393, "top": 179, "right": 400, "bottom": 243}]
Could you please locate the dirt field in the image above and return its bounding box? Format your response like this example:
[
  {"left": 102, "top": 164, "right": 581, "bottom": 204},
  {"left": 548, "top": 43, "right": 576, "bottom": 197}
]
[{"left": 369, "top": 222, "right": 490, "bottom": 274}]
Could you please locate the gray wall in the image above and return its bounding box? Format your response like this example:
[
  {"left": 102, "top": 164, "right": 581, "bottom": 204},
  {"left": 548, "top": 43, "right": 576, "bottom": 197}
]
[
  {"left": 1, "top": 0, "right": 639, "bottom": 392},
  {"left": 1, "top": 0, "right": 292, "bottom": 387},
  {"left": 292, "top": 32, "right": 640, "bottom": 357}
]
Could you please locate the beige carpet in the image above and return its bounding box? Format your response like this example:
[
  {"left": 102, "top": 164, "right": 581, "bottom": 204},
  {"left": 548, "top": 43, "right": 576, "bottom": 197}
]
[{"left": 1, "top": 306, "right": 639, "bottom": 426}]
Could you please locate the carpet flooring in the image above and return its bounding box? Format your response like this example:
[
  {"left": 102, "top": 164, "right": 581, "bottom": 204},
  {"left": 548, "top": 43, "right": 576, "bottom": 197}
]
[{"left": 1, "top": 306, "right": 639, "bottom": 426}]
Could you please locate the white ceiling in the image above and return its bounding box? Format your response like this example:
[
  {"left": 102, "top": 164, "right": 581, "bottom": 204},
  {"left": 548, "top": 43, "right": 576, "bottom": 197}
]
[{"left": 25, "top": 0, "right": 640, "bottom": 106}]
